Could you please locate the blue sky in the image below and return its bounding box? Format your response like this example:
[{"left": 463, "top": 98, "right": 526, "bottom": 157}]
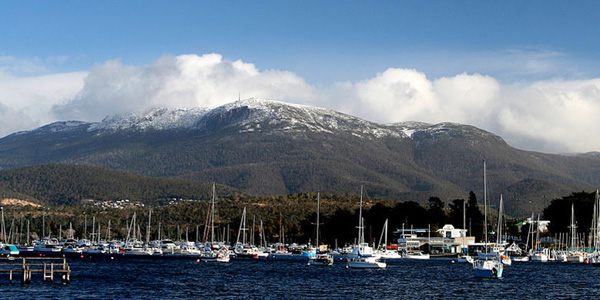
[
  {"left": 3, "top": 1, "right": 598, "bottom": 82},
  {"left": 1, "top": 1, "right": 600, "bottom": 153}
]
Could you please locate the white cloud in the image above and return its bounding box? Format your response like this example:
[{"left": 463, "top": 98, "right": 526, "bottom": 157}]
[
  {"left": 1, "top": 53, "right": 599, "bottom": 154},
  {"left": 0, "top": 72, "right": 86, "bottom": 136},
  {"left": 326, "top": 69, "right": 501, "bottom": 127},
  {"left": 498, "top": 79, "right": 600, "bottom": 153},
  {"left": 52, "top": 53, "right": 319, "bottom": 121},
  {"left": 325, "top": 68, "right": 598, "bottom": 153}
]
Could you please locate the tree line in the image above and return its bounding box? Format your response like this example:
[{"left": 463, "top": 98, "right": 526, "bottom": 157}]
[{"left": 1, "top": 191, "right": 498, "bottom": 247}]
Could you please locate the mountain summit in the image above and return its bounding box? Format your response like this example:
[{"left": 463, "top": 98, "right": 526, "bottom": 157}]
[{"left": 1, "top": 98, "right": 598, "bottom": 215}]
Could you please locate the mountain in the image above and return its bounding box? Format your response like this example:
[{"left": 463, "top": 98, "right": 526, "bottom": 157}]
[{"left": 0, "top": 98, "right": 598, "bottom": 215}]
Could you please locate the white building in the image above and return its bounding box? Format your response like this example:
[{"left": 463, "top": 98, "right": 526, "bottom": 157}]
[{"left": 437, "top": 224, "right": 468, "bottom": 238}]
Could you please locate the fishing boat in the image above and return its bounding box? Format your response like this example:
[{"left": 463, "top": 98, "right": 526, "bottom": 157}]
[
  {"left": 309, "top": 193, "right": 334, "bottom": 266},
  {"left": 347, "top": 186, "right": 386, "bottom": 269},
  {"left": 473, "top": 161, "right": 504, "bottom": 278}
]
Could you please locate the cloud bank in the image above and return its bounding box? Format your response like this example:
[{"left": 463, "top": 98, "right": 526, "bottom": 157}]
[{"left": 1, "top": 53, "right": 599, "bottom": 154}]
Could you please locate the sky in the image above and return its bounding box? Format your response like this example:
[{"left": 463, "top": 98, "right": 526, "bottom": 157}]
[{"left": 1, "top": 1, "right": 599, "bottom": 154}]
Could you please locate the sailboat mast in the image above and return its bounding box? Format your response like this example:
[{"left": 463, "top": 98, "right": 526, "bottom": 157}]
[
  {"left": 570, "top": 204, "right": 576, "bottom": 251},
  {"left": 463, "top": 199, "right": 466, "bottom": 237},
  {"left": 496, "top": 195, "right": 503, "bottom": 244},
  {"left": 147, "top": 209, "right": 152, "bottom": 245},
  {"left": 211, "top": 183, "right": 216, "bottom": 244},
  {"left": 594, "top": 190, "right": 600, "bottom": 251},
  {"left": 358, "top": 185, "right": 364, "bottom": 245},
  {"left": 483, "top": 160, "right": 488, "bottom": 254},
  {"left": 316, "top": 192, "right": 320, "bottom": 247}
]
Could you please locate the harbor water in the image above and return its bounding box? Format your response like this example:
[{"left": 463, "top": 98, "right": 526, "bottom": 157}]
[{"left": 1, "top": 256, "right": 600, "bottom": 299}]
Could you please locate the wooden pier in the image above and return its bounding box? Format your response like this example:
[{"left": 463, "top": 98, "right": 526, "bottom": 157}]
[{"left": 0, "top": 257, "right": 71, "bottom": 285}]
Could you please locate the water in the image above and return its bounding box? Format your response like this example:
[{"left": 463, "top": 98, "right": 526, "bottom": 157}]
[{"left": 2, "top": 256, "right": 600, "bottom": 299}]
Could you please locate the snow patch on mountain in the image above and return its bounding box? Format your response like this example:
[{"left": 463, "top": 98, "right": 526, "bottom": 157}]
[
  {"left": 89, "top": 107, "right": 210, "bottom": 132},
  {"left": 14, "top": 121, "right": 89, "bottom": 136}
]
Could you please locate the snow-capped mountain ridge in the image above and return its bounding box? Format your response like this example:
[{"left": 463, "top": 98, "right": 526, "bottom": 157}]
[
  {"left": 42, "top": 98, "right": 409, "bottom": 139},
  {"left": 10, "top": 98, "right": 508, "bottom": 145}
]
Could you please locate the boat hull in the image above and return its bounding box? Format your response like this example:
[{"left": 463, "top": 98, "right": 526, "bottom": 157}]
[
  {"left": 473, "top": 260, "right": 503, "bottom": 278},
  {"left": 347, "top": 256, "right": 386, "bottom": 269}
]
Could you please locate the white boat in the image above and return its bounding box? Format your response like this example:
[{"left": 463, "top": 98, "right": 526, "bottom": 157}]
[
  {"left": 234, "top": 207, "right": 260, "bottom": 258},
  {"left": 201, "top": 249, "right": 231, "bottom": 263},
  {"left": 348, "top": 256, "right": 387, "bottom": 269},
  {"left": 199, "top": 184, "right": 231, "bottom": 262},
  {"left": 555, "top": 251, "right": 568, "bottom": 262},
  {"left": 473, "top": 161, "right": 503, "bottom": 278},
  {"left": 511, "top": 255, "right": 530, "bottom": 262},
  {"left": 567, "top": 252, "right": 585, "bottom": 263},
  {"left": 374, "top": 219, "right": 401, "bottom": 260},
  {"left": 33, "top": 237, "right": 63, "bottom": 253},
  {"left": 565, "top": 204, "right": 585, "bottom": 263},
  {"left": 531, "top": 251, "right": 549, "bottom": 262},
  {"left": 526, "top": 213, "right": 548, "bottom": 262},
  {"left": 347, "top": 186, "right": 386, "bottom": 269},
  {"left": 377, "top": 249, "right": 402, "bottom": 260},
  {"left": 122, "top": 212, "right": 155, "bottom": 256},
  {"left": 308, "top": 193, "right": 334, "bottom": 266},
  {"left": 457, "top": 254, "right": 474, "bottom": 264},
  {"left": 495, "top": 196, "right": 511, "bottom": 266},
  {"left": 309, "top": 253, "right": 334, "bottom": 266},
  {"left": 473, "top": 259, "right": 503, "bottom": 278},
  {"left": 404, "top": 251, "right": 430, "bottom": 260},
  {"left": 179, "top": 241, "right": 202, "bottom": 255}
]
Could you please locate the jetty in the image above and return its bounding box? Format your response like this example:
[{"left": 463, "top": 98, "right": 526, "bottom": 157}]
[{"left": 0, "top": 257, "right": 70, "bottom": 285}]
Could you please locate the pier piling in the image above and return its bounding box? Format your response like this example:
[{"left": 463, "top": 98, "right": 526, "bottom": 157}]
[{"left": 1, "top": 257, "right": 70, "bottom": 285}]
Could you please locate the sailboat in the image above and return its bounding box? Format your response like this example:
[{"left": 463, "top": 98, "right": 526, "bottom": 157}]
[
  {"left": 496, "top": 195, "right": 511, "bottom": 266},
  {"left": 123, "top": 212, "right": 154, "bottom": 256},
  {"left": 234, "top": 207, "right": 259, "bottom": 258},
  {"left": 200, "top": 183, "right": 230, "bottom": 262},
  {"left": 457, "top": 199, "right": 474, "bottom": 263},
  {"left": 309, "top": 192, "right": 334, "bottom": 266},
  {"left": 402, "top": 225, "right": 430, "bottom": 260},
  {"left": 347, "top": 186, "right": 386, "bottom": 269},
  {"left": 473, "top": 161, "right": 504, "bottom": 278},
  {"left": 271, "top": 213, "right": 292, "bottom": 257},
  {"left": 588, "top": 190, "right": 600, "bottom": 266},
  {"left": 375, "top": 219, "right": 401, "bottom": 259},
  {"left": 530, "top": 214, "right": 549, "bottom": 262},
  {"left": 566, "top": 203, "right": 585, "bottom": 263}
]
